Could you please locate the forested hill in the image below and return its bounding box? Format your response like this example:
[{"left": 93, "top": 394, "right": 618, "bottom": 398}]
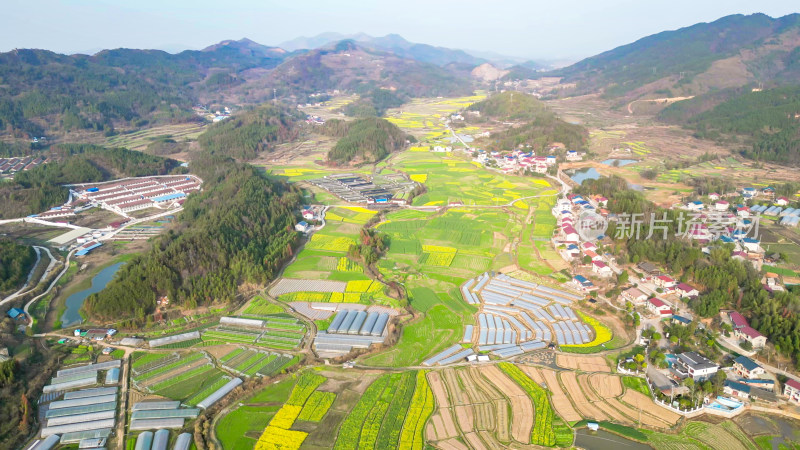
[
  {"left": 84, "top": 152, "right": 302, "bottom": 321},
  {"left": 659, "top": 86, "right": 800, "bottom": 164},
  {"left": 0, "top": 144, "right": 179, "bottom": 219},
  {"left": 470, "top": 91, "right": 588, "bottom": 152},
  {"left": 324, "top": 117, "right": 408, "bottom": 164},
  {"left": 552, "top": 13, "right": 800, "bottom": 98},
  {"left": 197, "top": 104, "right": 304, "bottom": 160},
  {"left": 0, "top": 44, "right": 290, "bottom": 137},
  {"left": 0, "top": 239, "right": 36, "bottom": 294},
  {"left": 270, "top": 41, "right": 474, "bottom": 97},
  {"left": 466, "top": 91, "right": 549, "bottom": 120}
]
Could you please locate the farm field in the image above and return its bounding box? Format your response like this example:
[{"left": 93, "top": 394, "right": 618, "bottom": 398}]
[{"left": 105, "top": 122, "right": 206, "bottom": 151}]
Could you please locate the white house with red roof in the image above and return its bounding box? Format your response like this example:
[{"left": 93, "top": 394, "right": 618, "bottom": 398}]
[
  {"left": 561, "top": 225, "right": 580, "bottom": 242},
  {"left": 583, "top": 249, "right": 603, "bottom": 262},
  {"left": 785, "top": 379, "right": 800, "bottom": 404},
  {"left": 621, "top": 287, "right": 649, "bottom": 305},
  {"left": 647, "top": 298, "right": 673, "bottom": 317},
  {"left": 728, "top": 311, "right": 768, "bottom": 348},
  {"left": 676, "top": 283, "right": 699, "bottom": 298},
  {"left": 581, "top": 242, "right": 597, "bottom": 251},
  {"left": 737, "top": 206, "right": 751, "bottom": 218},
  {"left": 775, "top": 196, "right": 790, "bottom": 206},
  {"left": 709, "top": 193, "right": 720, "bottom": 201},
  {"left": 714, "top": 200, "right": 729, "bottom": 211},
  {"left": 591, "top": 260, "right": 612, "bottom": 277},
  {"left": 654, "top": 275, "right": 678, "bottom": 289}
]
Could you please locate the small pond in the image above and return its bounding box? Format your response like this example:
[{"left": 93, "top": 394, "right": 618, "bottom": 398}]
[
  {"left": 602, "top": 159, "right": 639, "bottom": 167},
  {"left": 569, "top": 167, "right": 602, "bottom": 184},
  {"left": 60, "top": 262, "right": 124, "bottom": 327}
]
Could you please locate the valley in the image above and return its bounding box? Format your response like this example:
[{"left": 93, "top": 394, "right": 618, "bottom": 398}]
[{"left": 2, "top": 9, "right": 800, "bottom": 450}]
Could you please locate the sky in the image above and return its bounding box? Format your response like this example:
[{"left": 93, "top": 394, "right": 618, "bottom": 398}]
[{"left": 1, "top": 0, "right": 798, "bottom": 61}]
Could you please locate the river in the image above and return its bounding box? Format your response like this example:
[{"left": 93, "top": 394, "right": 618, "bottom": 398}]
[{"left": 60, "top": 262, "right": 124, "bottom": 327}]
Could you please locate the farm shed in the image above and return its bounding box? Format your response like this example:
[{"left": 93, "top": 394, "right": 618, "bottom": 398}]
[
  {"left": 197, "top": 377, "right": 243, "bottom": 409},
  {"left": 129, "top": 418, "right": 185, "bottom": 430}
]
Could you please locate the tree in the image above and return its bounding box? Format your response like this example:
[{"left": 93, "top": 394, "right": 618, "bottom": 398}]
[{"left": 617, "top": 269, "right": 629, "bottom": 285}]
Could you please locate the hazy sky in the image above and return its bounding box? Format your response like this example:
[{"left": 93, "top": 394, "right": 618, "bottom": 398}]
[{"left": 2, "top": 0, "right": 797, "bottom": 60}]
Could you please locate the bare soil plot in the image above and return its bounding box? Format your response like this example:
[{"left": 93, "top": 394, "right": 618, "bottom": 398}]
[
  {"left": 556, "top": 354, "right": 610, "bottom": 372},
  {"left": 480, "top": 365, "right": 533, "bottom": 444},
  {"left": 465, "top": 432, "right": 488, "bottom": 450},
  {"left": 620, "top": 390, "right": 680, "bottom": 425},
  {"left": 540, "top": 369, "right": 582, "bottom": 422},
  {"left": 589, "top": 374, "right": 623, "bottom": 398},
  {"left": 577, "top": 374, "right": 603, "bottom": 402},
  {"left": 478, "top": 430, "right": 505, "bottom": 450},
  {"left": 519, "top": 365, "right": 545, "bottom": 385},
  {"left": 428, "top": 410, "right": 459, "bottom": 440},
  {"left": 456, "top": 369, "right": 494, "bottom": 431},
  {"left": 465, "top": 367, "right": 509, "bottom": 442},
  {"left": 604, "top": 397, "right": 671, "bottom": 429},
  {"left": 429, "top": 371, "right": 451, "bottom": 408},
  {"left": 559, "top": 372, "right": 608, "bottom": 421},
  {"left": 437, "top": 438, "right": 470, "bottom": 450}
]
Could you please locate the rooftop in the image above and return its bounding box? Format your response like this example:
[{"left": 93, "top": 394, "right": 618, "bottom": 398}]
[
  {"left": 734, "top": 355, "right": 761, "bottom": 372},
  {"left": 678, "top": 351, "right": 718, "bottom": 371}
]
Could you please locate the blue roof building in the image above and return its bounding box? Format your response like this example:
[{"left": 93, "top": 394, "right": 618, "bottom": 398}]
[{"left": 7, "top": 308, "right": 25, "bottom": 320}]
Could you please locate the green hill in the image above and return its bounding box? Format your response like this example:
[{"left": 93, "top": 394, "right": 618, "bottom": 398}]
[
  {"left": 467, "top": 91, "right": 548, "bottom": 121},
  {"left": 554, "top": 13, "right": 800, "bottom": 99},
  {"left": 660, "top": 86, "right": 800, "bottom": 164},
  {"left": 324, "top": 117, "right": 408, "bottom": 164}
]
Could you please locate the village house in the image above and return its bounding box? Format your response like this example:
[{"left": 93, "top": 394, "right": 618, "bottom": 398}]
[
  {"left": 671, "top": 315, "right": 692, "bottom": 326},
  {"left": 733, "top": 356, "right": 766, "bottom": 379},
  {"left": 737, "top": 206, "right": 751, "bottom": 218},
  {"left": 637, "top": 261, "right": 662, "bottom": 276},
  {"left": 621, "top": 287, "right": 648, "bottom": 305},
  {"left": 723, "top": 379, "right": 752, "bottom": 400},
  {"left": 676, "top": 283, "right": 699, "bottom": 299},
  {"left": 565, "top": 150, "right": 582, "bottom": 161},
  {"left": 572, "top": 275, "right": 595, "bottom": 292},
  {"left": 647, "top": 298, "right": 673, "bottom": 317},
  {"left": 7, "top": 308, "right": 26, "bottom": 322},
  {"left": 708, "top": 193, "right": 720, "bottom": 201},
  {"left": 784, "top": 379, "right": 800, "bottom": 404},
  {"left": 654, "top": 275, "right": 678, "bottom": 290},
  {"left": 728, "top": 311, "right": 768, "bottom": 349},
  {"left": 714, "top": 200, "right": 729, "bottom": 211},
  {"left": 561, "top": 225, "right": 580, "bottom": 242},
  {"left": 295, "top": 221, "right": 311, "bottom": 233},
  {"left": 302, "top": 209, "right": 315, "bottom": 220},
  {"left": 591, "top": 260, "right": 612, "bottom": 277},
  {"left": 583, "top": 249, "right": 603, "bottom": 262},
  {"left": 685, "top": 200, "right": 704, "bottom": 211},
  {"left": 775, "top": 196, "right": 790, "bottom": 206},
  {"left": 674, "top": 351, "right": 719, "bottom": 381}
]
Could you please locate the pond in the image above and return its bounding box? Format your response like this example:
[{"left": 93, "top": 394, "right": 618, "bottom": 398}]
[
  {"left": 569, "top": 167, "right": 602, "bottom": 184},
  {"left": 602, "top": 159, "right": 639, "bottom": 167},
  {"left": 60, "top": 261, "right": 124, "bottom": 327},
  {"left": 574, "top": 429, "right": 652, "bottom": 450}
]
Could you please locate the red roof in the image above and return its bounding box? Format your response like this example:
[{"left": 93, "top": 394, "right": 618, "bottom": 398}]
[
  {"left": 648, "top": 298, "right": 668, "bottom": 308},
  {"left": 657, "top": 275, "right": 675, "bottom": 283},
  {"left": 592, "top": 260, "right": 608, "bottom": 269},
  {"left": 741, "top": 326, "right": 764, "bottom": 339},
  {"left": 677, "top": 283, "right": 696, "bottom": 292},
  {"left": 787, "top": 379, "right": 800, "bottom": 390},
  {"left": 729, "top": 311, "right": 749, "bottom": 328}
]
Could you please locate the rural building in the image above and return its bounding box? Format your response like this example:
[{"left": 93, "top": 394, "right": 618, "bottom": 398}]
[
  {"left": 7, "top": 308, "right": 26, "bottom": 321},
  {"left": 646, "top": 298, "right": 672, "bottom": 317},
  {"left": 671, "top": 315, "right": 692, "bottom": 326},
  {"left": 686, "top": 200, "right": 704, "bottom": 211},
  {"left": 561, "top": 225, "right": 580, "bottom": 242},
  {"left": 637, "top": 261, "right": 661, "bottom": 276},
  {"left": 674, "top": 351, "right": 719, "bottom": 381},
  {"left": 654, "top": 275, "right": 677, "bottom": 289},
  {"left": 783, "top": 379, "right": 800, "bottom": 404},
  {"left": 733, "top": 356, "right": 765, "bottom": 379},
  {"left": 572, "top": 275, "right": 595, "bottom": 291},
  {"left": 728, "top": 311, "right": 767, "bottom": 348},
  {"left": 295, "top": 221, "right": 310, "bottom": 233},
  {"left": 676, "top": 283, "right": 699, "bottom": 298},
  {"left": 566, "top": 150, "right": 582, "bottom": 161},
  {"left": 708, "top": 193, "right": 720, "bottom": 201},
  {"left": 742, "top": 238, "right": 761, "bottom": 252},
  {"left": 737, "top": 207, "right": 751, "bottom": 218},
  {"left": 775, "top": 197, "right": 789, "bottom": 206},
  {"left": 621, "top": 287, "right": 648, "bottom": 305},
  {"left": 740, "top": 378, "right": 775, "bottom": 392},
  {"left": 742, "top": 187, "right": 757, "bottom": 198},
  {"left": 714, "top": 200, "right": 729, "bottom": 211},
  {"left": 591, "top": 260, "right": 612, "bottom": 277},
  {"left": 723, "top": 380, "right": 751, "bottom": 400}
]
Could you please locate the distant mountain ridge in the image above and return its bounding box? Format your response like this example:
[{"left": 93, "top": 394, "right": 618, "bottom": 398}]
[
  {"left": 554, "top": 13, "right": 800, "bottom": 99},
  {"left": 278, "top": 31, "right": 548, "bottom": 69}
]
